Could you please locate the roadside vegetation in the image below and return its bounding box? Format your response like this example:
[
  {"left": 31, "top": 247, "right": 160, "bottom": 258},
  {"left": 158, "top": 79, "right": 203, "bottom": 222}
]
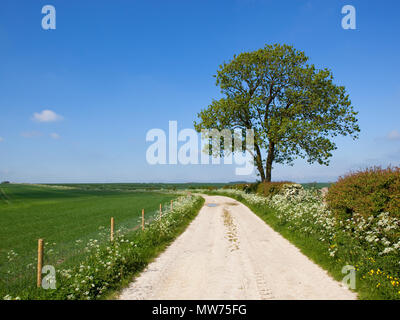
[
  {"left": 0, "top": 184, "right": 203, "bottom": 300},
  {"left": 201, "top": 167, "right": 400, "bottom": 300}
]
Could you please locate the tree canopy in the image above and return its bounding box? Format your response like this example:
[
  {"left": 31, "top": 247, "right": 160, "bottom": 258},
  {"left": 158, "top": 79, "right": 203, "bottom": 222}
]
[{"left": 194, "top": 44, "right": 360, "bottom": 182}]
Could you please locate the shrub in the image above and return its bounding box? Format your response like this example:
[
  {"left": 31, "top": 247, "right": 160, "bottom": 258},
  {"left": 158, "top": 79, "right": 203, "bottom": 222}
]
[
  {"left": 223, "top": 183, "right": 259, "bottom": 194},
  {"left": 326, "top": 166, "right": 400, "bottom": 221},
  {"left": 246, "top": 182, "right": 260, "bottom": 194},
  {"left": 224, "top": 183, "right": 246, "bottom": 191},
  {"left": 256, "top": 181, "right": 294, "bottom": 197}
]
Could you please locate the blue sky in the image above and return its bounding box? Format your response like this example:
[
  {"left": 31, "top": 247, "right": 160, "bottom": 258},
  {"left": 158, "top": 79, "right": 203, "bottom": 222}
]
[{"left": 0, "top": 0, "right": 399, "bottom": 183}]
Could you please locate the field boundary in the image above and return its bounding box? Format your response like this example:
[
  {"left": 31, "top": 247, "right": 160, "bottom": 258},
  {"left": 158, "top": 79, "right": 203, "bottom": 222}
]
[
  {"left": 0, "top": 184, "right": 182, "bottom": 299},
  {"left": 108, "top": 196, "right": 205, "bottom": 300},
  {"left": 2, "top": 194, "right": 204, "bottom": 300}
]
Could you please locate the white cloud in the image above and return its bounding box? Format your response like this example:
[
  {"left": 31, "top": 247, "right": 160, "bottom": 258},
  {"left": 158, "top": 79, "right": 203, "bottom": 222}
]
[
  {"left": 387, "top": 130, "right": 400, "bottom": 141},
  {"left": 0, "top": 137, "right": 3, "bottom": 142},
  {"left": 32, "top": 109, "right": 63, "bottom": 122},
  {"left": 50, "top": 133, "right": 60, "bottom": 139}
]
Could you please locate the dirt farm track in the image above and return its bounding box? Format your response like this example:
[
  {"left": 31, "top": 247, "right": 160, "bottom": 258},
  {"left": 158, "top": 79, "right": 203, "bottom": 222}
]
[{"left": 119, "top": 195, "right": 357, "bottom": 300}]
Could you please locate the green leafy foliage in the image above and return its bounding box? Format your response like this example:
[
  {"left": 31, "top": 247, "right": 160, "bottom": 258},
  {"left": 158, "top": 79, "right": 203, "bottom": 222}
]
[{"left": 194, "top": 43, "right": 360, "bottom": 181}]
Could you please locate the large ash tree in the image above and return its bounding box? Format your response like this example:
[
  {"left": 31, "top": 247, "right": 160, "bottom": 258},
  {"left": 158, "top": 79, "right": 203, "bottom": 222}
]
[{"left": 194, "top": 44, "right": 360, "bottom": 182}]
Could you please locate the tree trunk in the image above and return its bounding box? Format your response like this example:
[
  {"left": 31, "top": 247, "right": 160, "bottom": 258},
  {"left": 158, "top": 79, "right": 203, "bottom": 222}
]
[
  {"left": 254, "top": 143, "right": 266, "bottom": 182},
  {"left": 265, "top": 142, "right": 275, "bottom": 182}
]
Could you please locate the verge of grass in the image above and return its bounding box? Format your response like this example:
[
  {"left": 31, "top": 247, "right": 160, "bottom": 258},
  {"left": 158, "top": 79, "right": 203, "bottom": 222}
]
[{"left": 104, "top": 195, "right": 205, "bottom": 300}]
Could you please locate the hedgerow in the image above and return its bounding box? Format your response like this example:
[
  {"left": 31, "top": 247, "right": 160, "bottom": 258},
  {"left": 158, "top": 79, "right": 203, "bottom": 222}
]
[
  {"left": 326, "top": 166, "right": 400, "bottom": 221},
  {"left": 255, "top": 181, "right": 295, "bottom": 197}
]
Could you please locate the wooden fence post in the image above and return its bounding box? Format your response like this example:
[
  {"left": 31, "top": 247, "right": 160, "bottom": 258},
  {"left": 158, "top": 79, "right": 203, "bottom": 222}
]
[
  {"left": 37, "top": 239, "right": 43, "bottom": 288},
  {"left": 142, "top": 209, "right": 145, "bottom": 230},
  {"left": 110, "top": 217, "right": 114, "bottom": 241}
]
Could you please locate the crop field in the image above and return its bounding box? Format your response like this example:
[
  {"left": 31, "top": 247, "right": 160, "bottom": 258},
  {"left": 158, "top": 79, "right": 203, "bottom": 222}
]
[{"left": 0, "top": 184, "right": 178, "bottom": 297}]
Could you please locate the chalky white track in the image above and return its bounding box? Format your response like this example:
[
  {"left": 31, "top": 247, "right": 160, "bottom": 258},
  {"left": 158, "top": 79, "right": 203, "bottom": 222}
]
[{"left": 118, "top": 195, "right": 357, "bottom": 300}]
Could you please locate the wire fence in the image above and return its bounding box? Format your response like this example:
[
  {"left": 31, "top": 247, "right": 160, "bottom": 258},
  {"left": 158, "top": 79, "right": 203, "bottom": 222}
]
[{"left": 0, "top": 200, "right": 175, "bottom": 296}]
